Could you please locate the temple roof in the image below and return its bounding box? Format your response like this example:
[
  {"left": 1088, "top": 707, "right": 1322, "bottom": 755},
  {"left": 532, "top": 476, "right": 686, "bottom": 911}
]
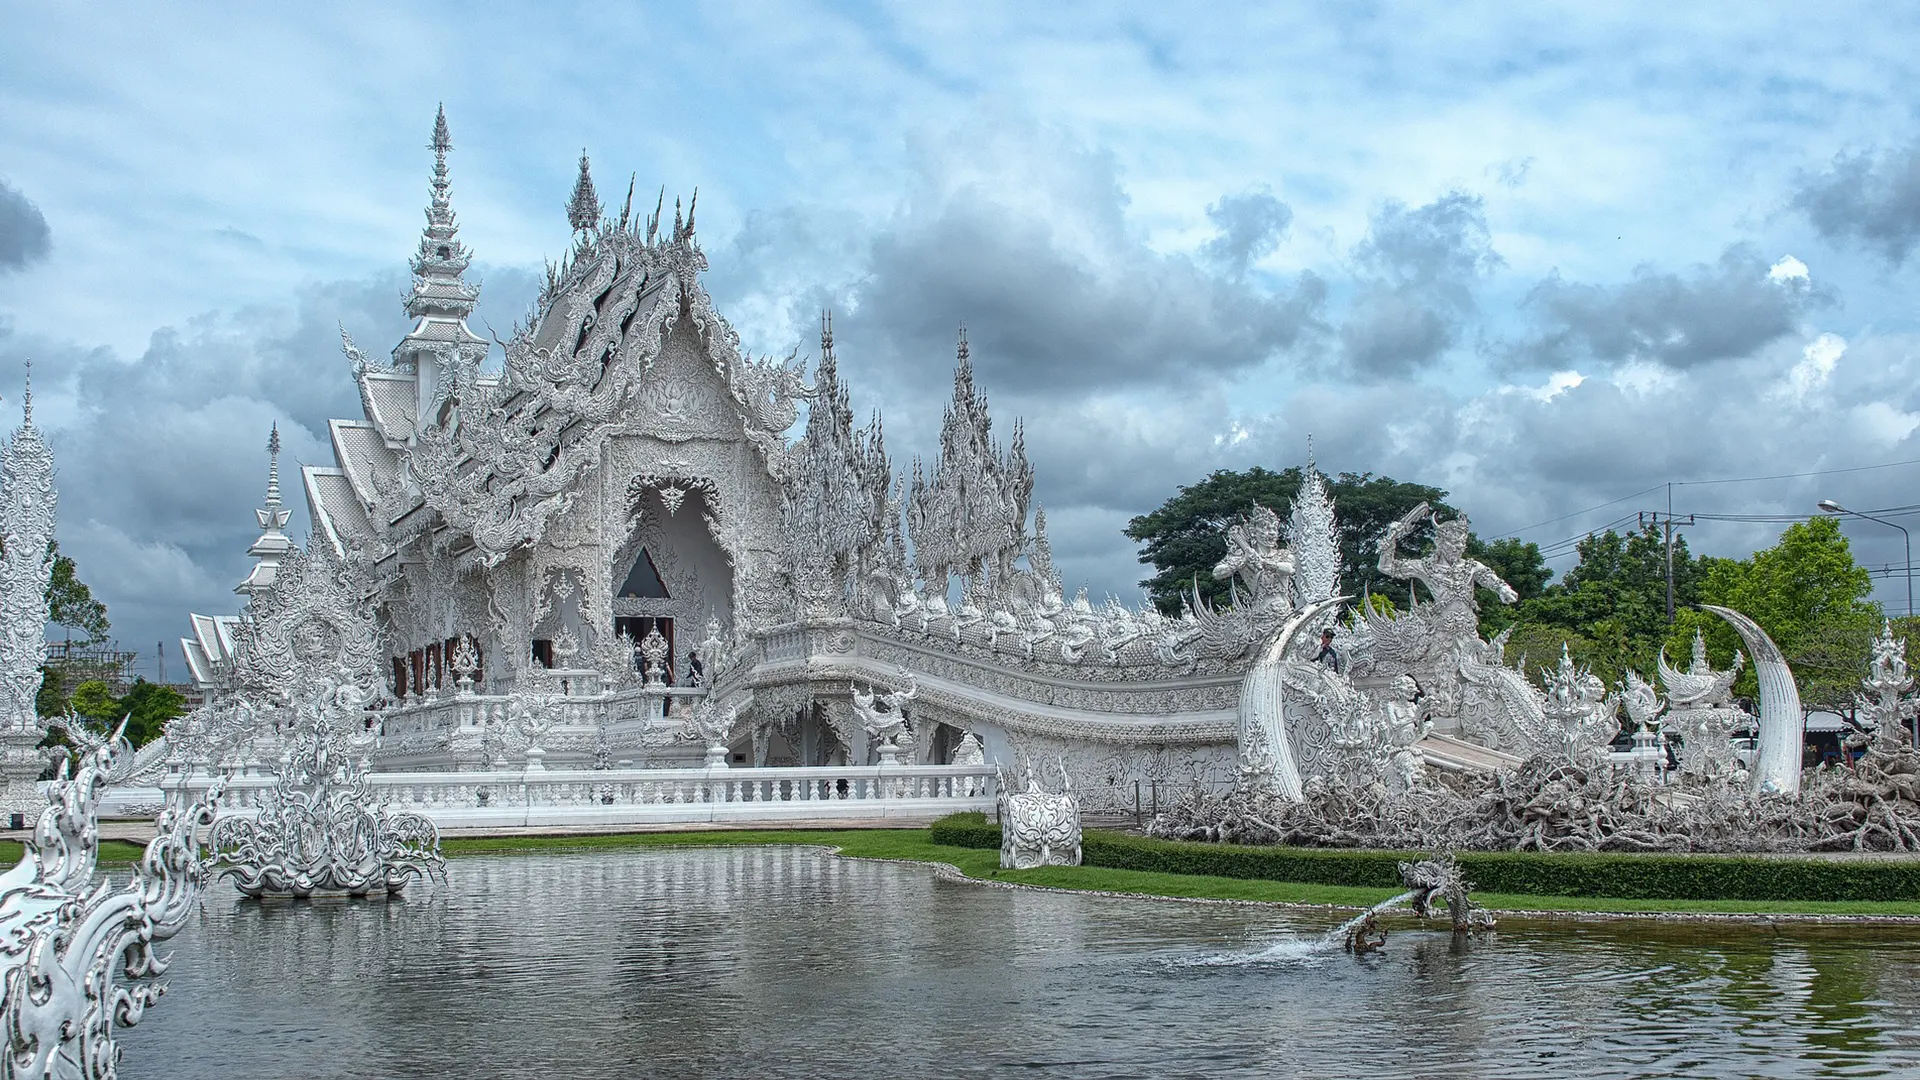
[
  {"left": 302, "top": 465, "right": 373, "bottom": 558},
  {"left": 361, "top": 373, "right": 418, "bottom": 440},
  {"left": 328, "top": 419, "right": 398, "bottom": 505}
]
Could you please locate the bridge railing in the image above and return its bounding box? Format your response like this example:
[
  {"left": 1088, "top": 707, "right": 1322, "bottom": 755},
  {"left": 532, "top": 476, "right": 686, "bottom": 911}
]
[{"left": 142, "top": 762, "right": 999, "bottom": 829}]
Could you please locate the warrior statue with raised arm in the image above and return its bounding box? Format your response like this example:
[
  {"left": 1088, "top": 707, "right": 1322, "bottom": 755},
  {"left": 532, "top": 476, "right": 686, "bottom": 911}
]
[
  {"left": 1378, "top": 502, "right": 1517, "bottom": 640},
  {"left": 1372, "top": 502, "right": 1527, "bottom": 739}
]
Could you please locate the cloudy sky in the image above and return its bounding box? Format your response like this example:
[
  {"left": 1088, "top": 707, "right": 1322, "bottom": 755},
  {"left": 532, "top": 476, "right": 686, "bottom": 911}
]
[{"left": 6, "top": 2, "right": 1920, "bottom": 678}]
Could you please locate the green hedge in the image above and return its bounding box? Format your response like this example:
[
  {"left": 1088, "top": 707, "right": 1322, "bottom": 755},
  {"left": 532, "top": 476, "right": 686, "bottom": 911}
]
[
  {"left": 928, "top": 811, "right": 999, "bottom": 850},
  {"left": 923, "top": 814, "right": 1920, "bottom": 901}
]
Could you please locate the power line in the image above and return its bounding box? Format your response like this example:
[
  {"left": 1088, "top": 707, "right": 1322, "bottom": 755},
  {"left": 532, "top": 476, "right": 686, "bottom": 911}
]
[
  {"left": 1672, "top": 456, "right": 1920, "bottom": 487},
  {"left": 1493, "top": 455, "right": 1920, "bottom": 540},
  {"left": 1496, "top": 486, "right": 1665, "bottom": 539}
]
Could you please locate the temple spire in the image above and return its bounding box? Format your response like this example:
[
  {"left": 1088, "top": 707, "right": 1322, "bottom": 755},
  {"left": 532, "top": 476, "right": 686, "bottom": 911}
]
[
  {"left": 566, "top": 149, "right": 601, "bottom": 234},
  {"left": 238, "top": 423, "right": 295, "bottom": 597},
  {"left": 19, "top": 358, "right": 30, "bottom": 427},
  {"left": 405, "top": 104, "right": 477, "bottom": 321},
  {"left": 263, "top": 423, "right": 283, "bottom": 509}
]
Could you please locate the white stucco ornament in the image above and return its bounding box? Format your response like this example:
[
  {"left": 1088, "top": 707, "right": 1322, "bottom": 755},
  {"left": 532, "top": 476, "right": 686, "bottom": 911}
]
[{"left": 999, "top": 763, "right": 1082, "bottom": 869}]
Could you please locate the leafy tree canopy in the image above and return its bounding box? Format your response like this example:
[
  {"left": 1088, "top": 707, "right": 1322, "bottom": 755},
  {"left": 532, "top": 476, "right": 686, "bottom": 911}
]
[
  {"left": 1680, "top": 516, "right": 1880, "bottom": 711},
  {"left": 47, "top": 541, "right": 109, "bottom": 644},
  {"left": 47, "top": 678, "right": 181, "bottom": 750}
]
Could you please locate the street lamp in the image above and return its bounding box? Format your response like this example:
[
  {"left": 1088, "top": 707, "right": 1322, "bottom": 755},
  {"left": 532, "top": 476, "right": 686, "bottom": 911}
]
[{"left": 1819, "top": 500, "right": 1913, "bottom": 620}]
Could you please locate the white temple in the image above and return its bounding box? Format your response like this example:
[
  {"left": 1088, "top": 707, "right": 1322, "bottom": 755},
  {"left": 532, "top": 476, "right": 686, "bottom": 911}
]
[{"left": 165, "top": 109, "right": 1808, "bottom": 812}]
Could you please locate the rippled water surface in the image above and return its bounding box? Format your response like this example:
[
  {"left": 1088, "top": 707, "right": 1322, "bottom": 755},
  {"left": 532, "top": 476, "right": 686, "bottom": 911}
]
[{"left": 121, "top": 848, "right": 1920, "bottom": 1079}]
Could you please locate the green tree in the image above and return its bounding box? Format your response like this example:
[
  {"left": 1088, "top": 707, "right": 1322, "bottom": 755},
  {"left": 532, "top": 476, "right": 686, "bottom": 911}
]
[
  {"left": 66, "top": 679, "right": 121, "bottom": 727},
  {"left": 1676, "top": 516, "right": 1880, "bottom": 710},
  {"left": 46, "top": 541, "right": 109, "bottom": 644},
  {"left": 1500, "top": 525, "right": 1702, "bottom": 686},
  {"left": 0, "top": 538, "right": 110, "bottom": 644},
  {"left": 1126, "top": 467, "right": 1456, "bottom": 614},
  {"left": 45, "top": 678, "right": 180, "bottom": 751},
  {"left": 119, "top": 679, "right": 186, "bottom": 748}
]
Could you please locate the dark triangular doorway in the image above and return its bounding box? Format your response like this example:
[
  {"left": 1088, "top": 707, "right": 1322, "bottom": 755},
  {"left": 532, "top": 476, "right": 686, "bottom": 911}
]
[{"left": 619, "top": 549, "right": 670, "bottom": 599}]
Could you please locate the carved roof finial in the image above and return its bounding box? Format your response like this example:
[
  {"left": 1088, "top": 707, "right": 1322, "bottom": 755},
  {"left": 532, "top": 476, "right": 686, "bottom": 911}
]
[
  {"left": 19, "top": 357, "right": 30, "bottom": 427},
  {"left": 265, "top": 423, "right": 282, "bottom": 509},
  {"left": 406, "top": 106, "right": 477, "bottom": 321},
  {"left": 618, "top": 173, "right": 636, "bottom": 231},
  {"left": 1305, "top": 432, "right": 1314, "bottom": 472},
  {"left": 566, "top": 149, "right": 601, "bottom": 234},
  {"left": 820, "top": 310, "right": 835, "bottom": 356},
  {"left": 430, "top": 103, "right": 452, "bottom": 155},
  {"left": 240, "top": 421, "right": 294, "bottom": 596}
]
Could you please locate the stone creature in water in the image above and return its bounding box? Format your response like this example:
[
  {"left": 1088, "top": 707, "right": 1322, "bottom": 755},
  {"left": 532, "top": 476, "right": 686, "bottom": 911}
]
[
  {"left": 1399, "top": 854, "right": 1497, "bottom": 932},
  {"left": 1337, "top": 854, "right": 1495, "bottom": 953},
  {"left": 999, "top": 762, "right": 1083, "bottom": 869}
]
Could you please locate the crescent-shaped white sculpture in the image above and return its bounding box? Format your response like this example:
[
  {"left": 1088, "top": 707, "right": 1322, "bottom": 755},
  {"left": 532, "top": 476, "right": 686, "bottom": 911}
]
[
  {"left": 1239, "top": 596, "right": 1349, "bottom": 800},
  {"left": 1698, "top": 604, "right": 1803, "bottom": 795}
]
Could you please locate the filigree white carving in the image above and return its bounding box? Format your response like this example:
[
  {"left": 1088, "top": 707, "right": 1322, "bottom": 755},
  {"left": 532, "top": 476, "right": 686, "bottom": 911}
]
[
  {"left": 1, "top": 725, "right": 221, "bottom": 1080},
  {"left": 850, "top": 672, "right": 918, "bottom": 765},
  {"left": 208, "top": 714, "right": 445, "bottom": 897},
  {"left": 0, "top": 382, "right": 57, "bottom": 815},
  {"left": 998, "top": 762, "right": 1082, "bottom": 869}
]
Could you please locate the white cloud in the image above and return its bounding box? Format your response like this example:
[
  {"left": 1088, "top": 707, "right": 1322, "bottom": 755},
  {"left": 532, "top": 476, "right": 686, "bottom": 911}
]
[
  {"left": 1213, "top": 421, "right": 1252, "bottom": 448},
  {"left": 1850, "top": 401, "right": 1920, "bottom": 446},
  {"left": 1768, "top": 254, "right": 1810, "bottom": 283},
  {"left": 1527, "top": 370, "right": 1586, "bottom": 401},
  {"left": 1781, "top": 331, "right": 1846, "bottom": 401}
]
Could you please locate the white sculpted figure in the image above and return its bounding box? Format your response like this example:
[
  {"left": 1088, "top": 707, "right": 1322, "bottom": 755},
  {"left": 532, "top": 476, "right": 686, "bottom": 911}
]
[
  {"left": 851, "top": 672, "right": 919, "bottom": 764},
  {"left": 1213, "top": 504, "right": 1296, "bottom": 616},
  {"left": 1859, "top": 620, "right": 1917, "bottom": 753},
  {"left": 1381, "top": 674, "right": 1433, "bottom": 791},
  {"left": 1, "top": 723, "right": 223, "bottom": 1080},
  {"left": 998, "top": 762, "right": 1082, "bottom": 869},
  {"left": 1540, "top": 646, "right": 1621, "bottom": 769},
  {"left": 1378, "top": 503, "right": 1518, "bottom": 635},
  {"left": 1659, "top": 629, "right": 1749, "bottom": 782},
  {"left": 1367, "top": 502, "right": 1540, "bottom": 751}
]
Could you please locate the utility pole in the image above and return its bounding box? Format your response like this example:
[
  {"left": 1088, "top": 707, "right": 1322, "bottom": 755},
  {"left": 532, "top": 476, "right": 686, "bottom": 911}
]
[{"left": 1641, "top": 486, "right": 1695, "bottom": 623}]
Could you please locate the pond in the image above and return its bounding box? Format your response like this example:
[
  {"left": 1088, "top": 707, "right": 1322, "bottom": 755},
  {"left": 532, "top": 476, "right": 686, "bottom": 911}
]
[{"left": 122, "top": 848, "right": 1920, "bottom": 1079}]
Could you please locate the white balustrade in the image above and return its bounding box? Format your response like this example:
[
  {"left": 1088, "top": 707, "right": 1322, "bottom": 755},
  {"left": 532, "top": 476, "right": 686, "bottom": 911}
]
[{"left": 133, "top": 762, "right": 998, "bottom": 829}]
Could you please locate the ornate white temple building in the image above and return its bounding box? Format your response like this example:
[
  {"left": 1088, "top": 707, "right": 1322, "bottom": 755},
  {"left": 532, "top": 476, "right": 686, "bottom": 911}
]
[{"left": 167, "top": 109, "right": 1812, "bottom": 811}]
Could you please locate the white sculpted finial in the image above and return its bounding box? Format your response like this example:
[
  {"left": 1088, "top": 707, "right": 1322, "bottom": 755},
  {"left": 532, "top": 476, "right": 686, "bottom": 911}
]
[{"left": 566, "top": 148, "right": 601, "bottom": 233}]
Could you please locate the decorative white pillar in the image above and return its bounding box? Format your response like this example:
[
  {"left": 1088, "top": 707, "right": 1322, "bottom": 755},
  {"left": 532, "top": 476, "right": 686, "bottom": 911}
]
[{"left": 0, "top": 375, "right": 57, "bottom": 821}]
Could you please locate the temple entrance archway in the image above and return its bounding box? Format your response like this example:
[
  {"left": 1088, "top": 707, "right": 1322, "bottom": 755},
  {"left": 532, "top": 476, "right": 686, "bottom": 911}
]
[{"left": 611, "top": 486, "right": 733, "bottom": 685}]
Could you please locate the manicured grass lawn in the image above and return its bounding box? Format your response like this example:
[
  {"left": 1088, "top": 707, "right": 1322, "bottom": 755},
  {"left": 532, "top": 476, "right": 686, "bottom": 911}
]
[{"left": 14, "top": 829, "right": 1920, "bottom": 917}]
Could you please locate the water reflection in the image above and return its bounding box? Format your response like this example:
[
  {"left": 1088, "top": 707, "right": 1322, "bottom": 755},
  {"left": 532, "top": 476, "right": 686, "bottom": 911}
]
[{"left": 121, "top": 849, "right": 1920, "bottom": 1079}]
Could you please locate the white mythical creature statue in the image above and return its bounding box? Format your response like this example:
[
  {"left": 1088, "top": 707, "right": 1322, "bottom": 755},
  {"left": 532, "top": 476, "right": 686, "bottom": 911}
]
[
  {"left": 1658, "top": 629, "right": 1748, "bottom": 784},
  {"left": 1365, "top": 502, "right": 1545, "bottom": 755},
  {"left": 998, "top": 761, "right": 1082, "bottom": 869},
  {"left": 1, "top": 723, "right": 222, "bottom": 1080},
  {"left": 1857, "top": 620, "right": 1916, "bottom": 754},
  {"left": 1539, "top": 646, "right": 1621, "bottom": 770},
  {"left": 850, "top": 673, "right": 919, "bottom": 765},
  {"left": 206, "top": 713, "right": 444, "bottom": 899},
  {"left": 1213, "top": 504, "right": 1296, "bottom": 617}
]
